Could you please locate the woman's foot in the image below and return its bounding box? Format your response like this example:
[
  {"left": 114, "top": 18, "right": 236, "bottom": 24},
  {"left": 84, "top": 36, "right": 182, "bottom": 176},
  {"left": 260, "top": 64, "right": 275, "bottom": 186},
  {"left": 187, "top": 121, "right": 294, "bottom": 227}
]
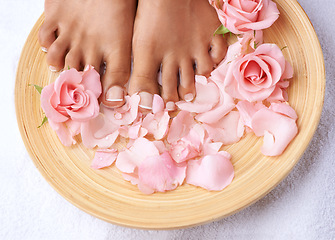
[
  {"left": 129, "top": 0, "right": 228, "bottom": 110},
  {"left": 38, "top": 0, "right": 137, "bottom": 107}
]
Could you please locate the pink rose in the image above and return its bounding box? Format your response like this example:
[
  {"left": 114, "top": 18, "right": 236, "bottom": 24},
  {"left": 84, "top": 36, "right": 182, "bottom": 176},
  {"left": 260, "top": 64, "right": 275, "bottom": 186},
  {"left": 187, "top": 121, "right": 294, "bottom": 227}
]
[
  {"left": 211, "top": 0, "right": 280, "bottom": 34},
  {"left": 224, "top": 43, "right": 293, "bottom": 102},
  {"left": 41, "top": 66, "right": 101, "bottom": 123},
  {"left": 40, "top": 66, "right": 101, "bottom": 146}
]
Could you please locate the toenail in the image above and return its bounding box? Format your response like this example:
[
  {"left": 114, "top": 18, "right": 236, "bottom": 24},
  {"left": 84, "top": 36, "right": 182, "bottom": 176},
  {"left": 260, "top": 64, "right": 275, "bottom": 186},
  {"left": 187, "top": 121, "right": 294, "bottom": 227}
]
[
  {"left": 184, "top": 93, "right": 194, "bottom": 102},
  {"left": 106, "top": 86, "right": 124, "bottom": 102},
  {"left": 166, "top": 101, "right": 176, "bottom": 111},
  {"left": 41, "top": 47, "right": 48, "bottom": 53},
  {"left": 139, "top": 92, "right": 153, "bottom": 110},
  {"left": 49, "top": 66, "right": 58, "bottom": 72}
]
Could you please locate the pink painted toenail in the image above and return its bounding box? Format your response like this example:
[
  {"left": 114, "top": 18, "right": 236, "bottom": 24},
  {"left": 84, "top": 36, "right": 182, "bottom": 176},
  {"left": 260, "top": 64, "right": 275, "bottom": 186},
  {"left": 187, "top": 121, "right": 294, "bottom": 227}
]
[
  {"left": 49, "top": 66, "right": 58, "bottom": 72},
  {"left": 139, "top": 92, "right": 153, "bottom": 110},
  {"left": 106, "top": 86, "right": 124, "bottom": 102},
  {"left": 184, "top": 93, "right": 194, "bottom": 102},
  {"left": 166, "top": 101, "right": 176, "bottom": 111},
  {"left": 41, "top": 47, "right": 48, "bottom": 53}
]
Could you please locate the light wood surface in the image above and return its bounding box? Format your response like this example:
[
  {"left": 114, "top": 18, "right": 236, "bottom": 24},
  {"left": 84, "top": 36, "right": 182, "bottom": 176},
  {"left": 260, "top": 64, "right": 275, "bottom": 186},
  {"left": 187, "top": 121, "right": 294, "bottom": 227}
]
[{"left": 15, "top": 0, "right": 325, "bottom": 229}]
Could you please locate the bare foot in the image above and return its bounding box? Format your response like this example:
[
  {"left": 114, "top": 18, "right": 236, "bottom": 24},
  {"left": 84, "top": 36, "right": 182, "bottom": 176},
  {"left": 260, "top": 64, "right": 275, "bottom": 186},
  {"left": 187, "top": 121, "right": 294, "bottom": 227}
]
[
  {"left": 129, "top": 0, "right": 227, "bottom": 110},
  {"left": 38, "top": 0, "right": 137, "bottom": 107}
]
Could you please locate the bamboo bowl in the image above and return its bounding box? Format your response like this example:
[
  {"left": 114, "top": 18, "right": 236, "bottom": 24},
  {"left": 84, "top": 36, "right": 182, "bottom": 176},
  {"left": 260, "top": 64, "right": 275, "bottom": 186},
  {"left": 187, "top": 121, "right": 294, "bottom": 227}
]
[{"left": 15, "top": 0, "right": 325, "bottom": 229}]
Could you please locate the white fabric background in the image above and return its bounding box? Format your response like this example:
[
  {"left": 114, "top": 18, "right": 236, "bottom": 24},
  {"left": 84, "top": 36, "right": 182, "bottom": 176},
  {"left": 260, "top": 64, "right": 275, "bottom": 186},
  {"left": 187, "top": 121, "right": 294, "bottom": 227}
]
[{"left": 1, "top": 0, "right": 334, "bottom": 239}]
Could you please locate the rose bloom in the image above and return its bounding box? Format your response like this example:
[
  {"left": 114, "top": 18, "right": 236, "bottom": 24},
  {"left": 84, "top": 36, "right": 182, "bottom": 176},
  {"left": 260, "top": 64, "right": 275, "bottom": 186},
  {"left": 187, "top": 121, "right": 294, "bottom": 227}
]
[
  {"left": 211, "top": 0, "right": 280, "bottom": 34},
  {"left": 41, "top": 65, "right": 101, "bottom": 123},
  {"left": 224, "top": 43, "right": 293, "bottom": 102},
  {"left": 41, "top": 66, "right": 101, "bottom": 146}
]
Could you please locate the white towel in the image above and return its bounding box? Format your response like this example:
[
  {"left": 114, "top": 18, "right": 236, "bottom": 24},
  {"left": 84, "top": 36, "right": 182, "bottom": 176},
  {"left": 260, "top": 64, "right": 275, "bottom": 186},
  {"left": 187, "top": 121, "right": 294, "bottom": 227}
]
[{"left": 1, "top": 0, "right": 334, "bottom": 239}]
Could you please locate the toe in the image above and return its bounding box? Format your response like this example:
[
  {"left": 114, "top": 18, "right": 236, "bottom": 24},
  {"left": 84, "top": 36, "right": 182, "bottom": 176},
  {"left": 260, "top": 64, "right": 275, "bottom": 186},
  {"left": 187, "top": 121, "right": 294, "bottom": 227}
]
[
  {"left": 101, "top": 50, "right": 131, "bottom": 108},
  {"left": 194, "top": 48, "right": 214, "bottom": 77},
  {"left": 129, "top": 49, "right": 161, "bottom": 110},
  {"left": 161, "top": 60, "right": 179, "bottom": 103},
  {"left": 210, "top": 35, "right": 228, "bottom": 65},
  {"left": 38, "top": 20, "right": 57, "bottom": 51},
  {"left": 64, "top": 47, "right": 82, "bottom": 70},
  {"left": 46, "top": 36, "right": 69, "bottom": 71},
  {"left": 84, "top": 47, "right": 103, "bottom": 74},
  {"left": 179, "top": 60, "right": 196, "bottom": 102}
]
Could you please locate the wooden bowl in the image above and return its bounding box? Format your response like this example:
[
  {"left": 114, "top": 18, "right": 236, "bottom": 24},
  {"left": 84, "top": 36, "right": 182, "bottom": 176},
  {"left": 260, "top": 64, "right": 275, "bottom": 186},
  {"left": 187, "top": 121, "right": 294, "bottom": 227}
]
[{"left": 15, "top": 0, "right": 325, "bottom": 229}]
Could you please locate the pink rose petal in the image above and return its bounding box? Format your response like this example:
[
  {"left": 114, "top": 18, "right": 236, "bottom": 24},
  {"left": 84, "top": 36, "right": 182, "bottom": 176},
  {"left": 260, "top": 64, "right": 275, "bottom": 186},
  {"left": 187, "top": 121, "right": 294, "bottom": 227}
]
[
  {"left": 176, "top": 76, "right": 220, "bottom": 113},
  {"left": 81, "top": 113, "right": 119, "bottom": 149},
  {"left": 116, "top": 138, "right": 160, "bottom": 173},
  {"left": 102, "top": 94, "right": 140, "bottom": 126},
  {"left": 48, "top": 119, "right": 80, "bottom": 146},
  {"left": 195, "top": 80, "right": 235, "bottom": 124},
  {"left": 152, "top": 94, "right": 165, "bottom": 114},
  {"left": 41, "top": 84, "right": 69, "bottom": 123},
  {"left": 138, "top": 151, "right": 186, "bottom": 194},
  {"left": 186, "top": 151, "right": 234, "bottom": 191},
  {"left": 142, "top": 111, "right": 170, "bottom": 140},
  {"left": 167, "top": 111, "right": 196, "bottom": 143},
  {"left": 236, "top": 101, "right": 266, "bottom": 128},
  {"left": 251, "top": 108, "right": 298, "bottom": 156},
  {"left": 203, "top": 111, "right": 244, "bottom": 145},
  {"left": 80, "top": 65, "right": 102, "bottom": 98},
  {"left": 91, "top": 149, "right": 118, "bottom": 169},
  {"left": 269, "top": 102, "right": 298, "bottom": 120}
]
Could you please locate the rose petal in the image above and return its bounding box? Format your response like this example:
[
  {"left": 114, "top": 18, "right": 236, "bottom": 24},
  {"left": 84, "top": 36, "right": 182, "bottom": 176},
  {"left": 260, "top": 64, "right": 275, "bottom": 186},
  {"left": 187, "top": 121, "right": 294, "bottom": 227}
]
[
  {"left": 66, "top": 90, "right": 100, "bottom": 121},
  {"left": 186, "top": 151, "right": 234, "bottom": 191},
  {"left": 116, "top": 138, "right": 160, "bottom": 173},
  {"left": 48, "top": 119, "right": 77, "bottom": 146},
  {"left": 41, "top": 84, "right": 69, "bottom": 123},
  {"left": 102, "top": 94, "right": 140, "bottom": 126},
  {"left": 176, "top": 76, "right": 220, "bottom": 113},
  {"left": 195, "top": 80, "right": 236, "bottom": 124},
  {"left": 142, "top": 111, "right": 170, "bottom": 140},
  {"left": 236, "top": 101, "right": 266, "bottom": 128},
  {"left": 80, "top": 65, "right": 102, "bottom": 98},
  {"left": 269, "top": 102, "right": 298, "bottom": 120},
  {"left": 81, "top": 113, "right": 119, "bottom": 149},
  {"left": 138, "top": 152, "right": 186, "bottom": 194},
  {"left": 203, "top": 111, "right": 244, "bottom": 145},
  {"left": 251, "top": 108, "right": 298, "bottom": 156},
  {"left": 91, "top": 149, "right": 118, "bottom": 169},
  {"left": 167, "top": 111, "right": 196, "bottom": 143},
  {"left": 152, "top": 94, "right": 165, "bottom": 114}
]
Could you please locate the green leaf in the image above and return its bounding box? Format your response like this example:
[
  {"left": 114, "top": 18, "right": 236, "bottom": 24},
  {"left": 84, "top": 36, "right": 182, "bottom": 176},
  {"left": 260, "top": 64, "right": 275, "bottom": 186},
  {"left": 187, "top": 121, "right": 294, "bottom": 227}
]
[
  {"left": 29, "top": 84, "right": 43, "bottom": 94},
  {"left": 281, "top": 46, "right": 288, "bottom": 51},
  {"left": 38, "top": 116, "right": 48, "bottom": 128},
  {"left": 68, "top": 65, "right": 70, "bottom": 70},
  {"left": 214, "top": 25, "right": 231, "bottom": 37}
]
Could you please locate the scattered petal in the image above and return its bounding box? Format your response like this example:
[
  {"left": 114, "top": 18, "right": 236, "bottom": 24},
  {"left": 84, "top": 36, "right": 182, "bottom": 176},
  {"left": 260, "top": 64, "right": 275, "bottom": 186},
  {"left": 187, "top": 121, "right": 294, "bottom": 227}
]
[
  {"left": 81, "top": 113, "right": 119, "bottom": 149},
  {"left": 91, "top": 149, "right": 118, "bottom": 169},
  {"left": 186, "top": 151, "right": 234, "bottom": 191},
  {"left": 138, "top": 152, "right": 186, "bottom": 194},
  {"left": 251, "top": 108, "right": 298, "bottom": 156}
]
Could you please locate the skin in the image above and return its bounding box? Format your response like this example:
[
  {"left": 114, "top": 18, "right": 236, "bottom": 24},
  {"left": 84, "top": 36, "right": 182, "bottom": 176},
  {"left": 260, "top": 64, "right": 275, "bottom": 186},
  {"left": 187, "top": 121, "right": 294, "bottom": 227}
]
[
  {"left": 38, "top": 0, "right": 227, "bottom": 110},
  {"left": 38, "top": 0, "right": 136, "bottom": 108}
]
